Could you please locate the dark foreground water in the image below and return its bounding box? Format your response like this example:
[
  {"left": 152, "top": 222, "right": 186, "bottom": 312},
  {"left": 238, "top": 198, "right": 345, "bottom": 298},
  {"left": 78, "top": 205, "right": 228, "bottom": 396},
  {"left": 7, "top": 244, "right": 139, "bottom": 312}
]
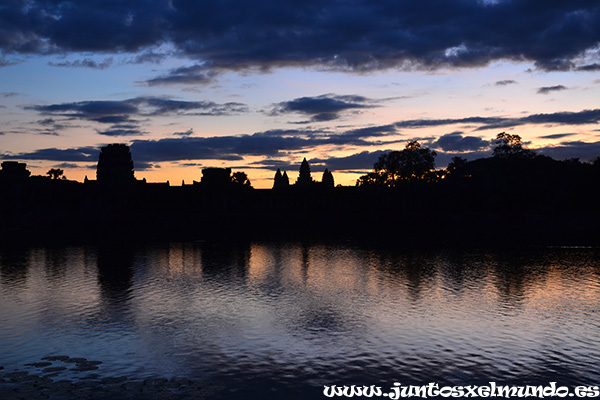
[{"left": 1, "top": 241, "right": 599, "bottom": 399}]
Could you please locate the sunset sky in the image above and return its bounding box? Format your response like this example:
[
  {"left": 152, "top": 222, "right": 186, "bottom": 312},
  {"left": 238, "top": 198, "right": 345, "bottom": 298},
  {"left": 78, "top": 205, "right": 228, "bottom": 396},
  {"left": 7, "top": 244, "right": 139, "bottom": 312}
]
[{"left": 1, "top": 1, "right": 599, "bottom": 188}]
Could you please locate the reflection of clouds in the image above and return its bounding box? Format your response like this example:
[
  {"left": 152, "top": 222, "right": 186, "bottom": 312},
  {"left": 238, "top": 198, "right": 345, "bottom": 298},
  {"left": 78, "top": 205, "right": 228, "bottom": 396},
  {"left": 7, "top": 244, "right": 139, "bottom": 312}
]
[{"left": 2, "top": 242, "right": 600, "bottom": 385}]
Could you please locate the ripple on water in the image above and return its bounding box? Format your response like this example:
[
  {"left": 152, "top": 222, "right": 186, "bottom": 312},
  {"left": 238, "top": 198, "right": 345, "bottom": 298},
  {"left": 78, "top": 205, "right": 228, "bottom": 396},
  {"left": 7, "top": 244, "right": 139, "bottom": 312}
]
[{"left": 1, "top": 242, "right": 600, "bottom": 393}]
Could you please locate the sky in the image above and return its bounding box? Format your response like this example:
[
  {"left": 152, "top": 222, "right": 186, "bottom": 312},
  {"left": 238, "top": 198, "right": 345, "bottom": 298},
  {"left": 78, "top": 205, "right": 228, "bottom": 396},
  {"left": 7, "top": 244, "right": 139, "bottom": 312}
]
[{"left": 1, "top": 0, "right": 599, "bottom": 188}]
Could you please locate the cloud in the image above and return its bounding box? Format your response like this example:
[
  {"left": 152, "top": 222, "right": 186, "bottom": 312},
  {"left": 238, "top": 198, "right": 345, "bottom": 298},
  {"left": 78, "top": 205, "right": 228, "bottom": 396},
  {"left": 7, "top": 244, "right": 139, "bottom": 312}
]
[
  {"left": 248, "top": 159, "right": 296, "bottom": 170},
  {"left": 537, "top": 85, "right": 568, "bottom": 94},
  {"left": 95, "top": 125, "right": 148, "bottom": 136},
  {"left": 576, "top": 64, "right": 600, "bottom": 71},
  {"left": 537, "top": 141, "right": 600, "bottom": 161},
  {"left": 26, "top": 97, "right": 248, "bottom": 126},
  {"left": 0, "top": 58, "right": 21, "bottom": 67},
  {"left": 309, "top": 150, "right": 389, "bottom": 171},
  {"left": 389, "top": 109, "right": 600, "bottom": 131},
  {"left": 129, "top": 131, "right": 334, "bottom": 161},
  {"left": 33, "top": 117, "right": 74, "bottom": 133},
  {"left": 1, "top": 147, "right": 99, "bottom": 162},
  {"left": 145, "top": 64, "right": 219, "bottom": 86},
  {"left": 308, "top": 147, "right": 494, "bottom": 171},
  {"left": 432, "top": 132, "right": 489, "bottom": 152},
  {"left": 49, "top": 57, "right": 114, "bottom": 69},
  {"left": 495, "top": 80, "right": 517, "bottom": 86},
  {"left": 133, "top": 161, "right": 157, "bottom": 171},
  {"left": 2, "top": 125, "right": 387, "bottom": 165},
  {"left": 538, "top": 133, "right": 578, "bottom": 140},
  {"left": 2, "top": 1, "right": 599, "bottom": 72},
  {"left": 36, "top": 130, "right": 60, "bottom": 136},
  {"left": 1, "top": 92, "right": 18, "bottom": 97},
  {"left": 53, "top": 162, "right": 92, "bottom": 169},
  {"left": 520, "top": 109, "right": 600, "bottom": 125},
  {"left": 270, "top": 94, "right": 377, "bottom": 122},
  {"left": 125, "top": 50, "right": 169, "bottom": 64},
  {"left": 173, "top": 128, "right": 194, "bottom": 136}
]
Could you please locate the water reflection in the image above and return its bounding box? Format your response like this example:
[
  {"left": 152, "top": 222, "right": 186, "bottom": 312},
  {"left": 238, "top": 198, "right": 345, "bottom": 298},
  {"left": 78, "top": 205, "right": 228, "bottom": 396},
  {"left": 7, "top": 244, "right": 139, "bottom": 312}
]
[
  {"left": 96, "top": 244, "right": 134, "bottom": 304},
  {"left": 0, "top": 244, "right": 30, "bottom": 288},
  {"left": 0, "top": 241, "right": 599, "bottom": 397}
]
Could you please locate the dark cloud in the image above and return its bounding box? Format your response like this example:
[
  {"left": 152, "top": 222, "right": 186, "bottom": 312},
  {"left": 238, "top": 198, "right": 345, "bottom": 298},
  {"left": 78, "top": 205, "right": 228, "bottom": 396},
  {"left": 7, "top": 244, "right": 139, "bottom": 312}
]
[
  {"left": 248, "top": 159, "right": 296, "bottom": 170},
  {"left": 394, "top": 116, "right": 508, "bottom": 129},
  {"left": 34, "top": 117, "right": 73, "bottom": 133},
  {"left": 129, "top": 131, "right": 335, "bottom": 161},
  {"left": 173, "top": 128, "right": 194, "bottom": 136},
  {"left": 26, "top": 97, "right": 248, "bottom": 125},
  {"left": 0, "top": 58, "right": 21, "bottom": 67},
  {"left": 36, "top": 129, "right": 60, "bottom": 136},
  {"left": 309, "top": 150, "right": 389, "bottom": 171},
  {"left": 49, "top": 57, "right": 113, "bottom": 69},
  {"left": 2, "top": 1, "right": 599, "bottom": 72},
  {"left": 37, "top": 118, "right": 57, "bottom": 126},
  {"left": 2, "top": 146, "right": 99, "bottom": 162},
  {"left": 495, "top": 80, "right": 517, "bottom": 86},
  {"left": 2, "top": 125, "right": 385, "bottom": 165},
  {"left": 27, "top": 100, "right": 139, "bottom": 122},
  {"left": 270, "top": 94, "right": 376, "bottom": 122},
  {"left": 1, "top": 92, "right": 18, "bottom": 97},
  {"left": 537, "top": 85, "right": 568, "bottom": 94},
  {"left": 538, "top": 133, "right": 578, "bottom": 140},
  {"left": 341, "top": 124, "right": 399, "bottom": 139},
  {"left": 133, "top": 161, "right": 157, "bottom": 171},
  {"left": 309, "top": 147, "right": 494, "bottom": 171},
  {"left": 521, "top": 109, "right": 600, "bottom": 126},
  {"left": 390, "top": 109, "right": 600, "bottom": 131},
  {"left": 576, "top": 64, "right": 600, "bottom": 71},
  {"left": 145, "top": 64, "right": 219, "bottom": 86},
  {"left": 126, "top": 50, "right": 169, "bottom": 64},
  {"left": 537, "top": 140, "right": 600, "bottom": 161},
  {"left": 53, "top": 162, "right": 91, "bottom": 169},
  {"left": 95, "top": 126, "right": 147, "bottom": 136},
  {"left": 432, "top": 132, "right": 489, "bottom": 152}
]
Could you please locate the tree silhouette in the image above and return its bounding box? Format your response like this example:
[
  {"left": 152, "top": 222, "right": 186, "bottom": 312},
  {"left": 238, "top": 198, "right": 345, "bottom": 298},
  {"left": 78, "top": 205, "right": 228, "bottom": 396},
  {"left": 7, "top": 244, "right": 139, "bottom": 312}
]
[
  {"left": 492, "top": 132, "right": 535, "bottom": 158},
  {"left": 357, "top": 141, "right": 437, "bottom": 186},
  {"left": 356, "top": 171, "right": 387, "bottom": 186},
  {"left": 46, "top": 168, "right": 64, "bottom": 180},
  {"left": 231, "top": 171, "right": 252, "bottom": 188}
]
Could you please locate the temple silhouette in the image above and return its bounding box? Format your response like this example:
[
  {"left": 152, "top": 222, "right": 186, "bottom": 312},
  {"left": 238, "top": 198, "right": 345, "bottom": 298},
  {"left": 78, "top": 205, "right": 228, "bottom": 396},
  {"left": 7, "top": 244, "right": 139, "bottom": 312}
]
[{"left": 0, "top": 142, "right": 599, "bottom": 244}]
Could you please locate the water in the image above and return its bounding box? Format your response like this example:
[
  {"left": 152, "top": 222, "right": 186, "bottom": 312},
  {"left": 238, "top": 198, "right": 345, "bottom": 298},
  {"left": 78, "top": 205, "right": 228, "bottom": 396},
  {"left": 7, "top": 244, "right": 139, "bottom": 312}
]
[{"left": 1, "top": 241, "right": 600, "bottom": 398}]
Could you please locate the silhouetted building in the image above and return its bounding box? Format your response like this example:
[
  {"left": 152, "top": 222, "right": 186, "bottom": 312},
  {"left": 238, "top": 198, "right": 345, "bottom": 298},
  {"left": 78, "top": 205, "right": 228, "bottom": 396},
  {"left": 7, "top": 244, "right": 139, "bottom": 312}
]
[
  {"left": 273, "top": 168, "right": 290, "bottom": 189},
  {"left": 201, "top": 167, "right": 232, "bottom": 188},
  {"left": 0, "top": 161, "right": 31, "bottom": 182},
  {"left": 96, "top": 144, "right": 135, "bottom": 185},
  {"left": 322, "top": 169, "right": 334, "bottom": 188},
  {"left": 282, "top": 171, "right": 289, "bottom": 185},
  {"left": 295, "top": 158, "right": 313, "bottom": 187}
]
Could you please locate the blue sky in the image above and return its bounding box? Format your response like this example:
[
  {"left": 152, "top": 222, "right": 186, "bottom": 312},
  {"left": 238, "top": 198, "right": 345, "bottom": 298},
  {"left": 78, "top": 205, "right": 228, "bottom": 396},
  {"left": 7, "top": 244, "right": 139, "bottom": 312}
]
[{"left": 1, "top": 0, "right": 599, "bottom": 187}]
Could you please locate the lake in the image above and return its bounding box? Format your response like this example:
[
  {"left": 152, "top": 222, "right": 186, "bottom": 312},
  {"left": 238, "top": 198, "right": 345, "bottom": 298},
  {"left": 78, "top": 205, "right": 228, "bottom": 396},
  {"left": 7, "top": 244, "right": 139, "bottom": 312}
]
[{"left": 1, "top": 241, "right": 599, "bottom": 399}]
